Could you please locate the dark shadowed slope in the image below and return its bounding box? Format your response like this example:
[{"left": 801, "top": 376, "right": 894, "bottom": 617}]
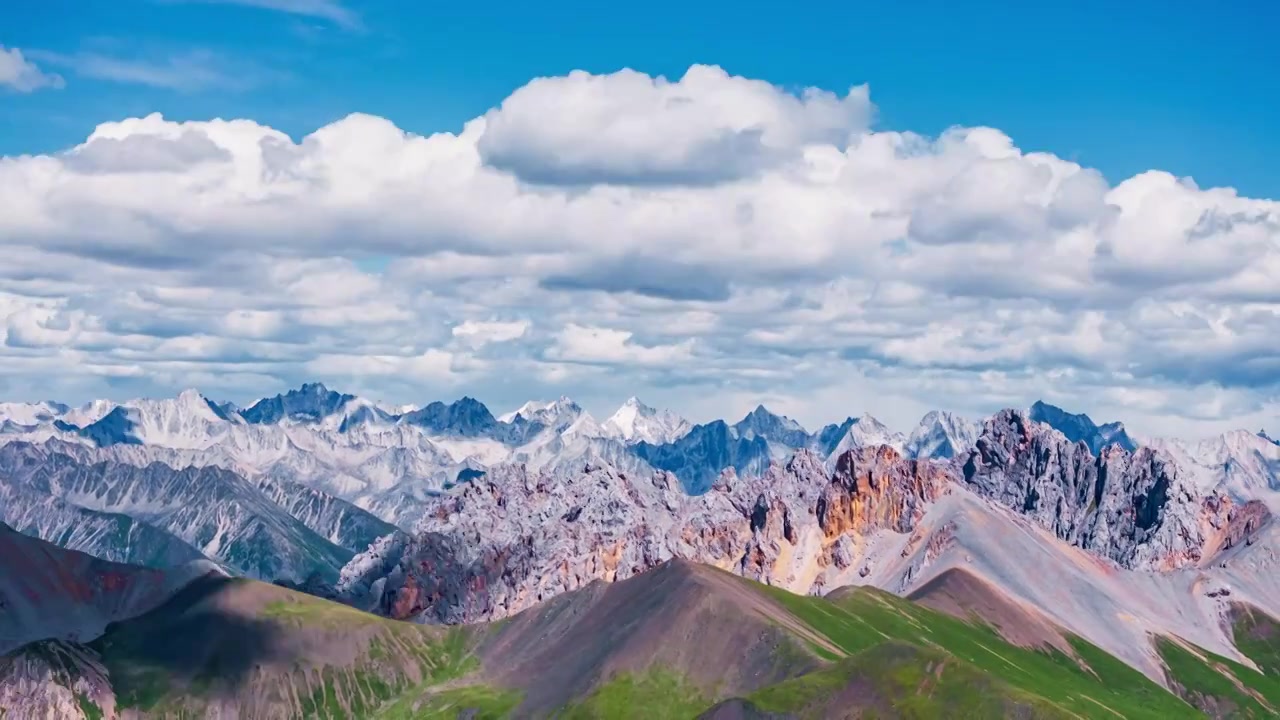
[
  {"left": 475, "top": 558, "right": 833, "bottom": 714},
  {"left": 0, "top": 522, "right": 213, "bottom": 654},
  {"left": 1, "top": 572, "right": 487, "bottom": 719},
  {"left": 905, "top": 566, "right": 1074, "bottom": 655}
]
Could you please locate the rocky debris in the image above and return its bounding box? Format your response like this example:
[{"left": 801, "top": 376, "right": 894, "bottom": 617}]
[
  {"left": 819, "top": 446, "right": 950, "bottom": 537},
  {"left": 959, "top": 410, "right": 1271, "bottom": 571},
  {"left": 0, "top": 641, "right": 116, "bottom": 720},
  {"left": 897, "top": 522, "right": 958, "bottom": 592},
  {"left": 0, "top": 479, "right": 206, "bottom": 569},
  {"left": 341, "top": 447, "right": 953, "bottom": 624}
]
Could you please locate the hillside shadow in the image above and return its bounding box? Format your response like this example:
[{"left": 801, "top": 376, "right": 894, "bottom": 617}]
[{"left": 90, "top": 575, "right": 294, "bottom": 696}]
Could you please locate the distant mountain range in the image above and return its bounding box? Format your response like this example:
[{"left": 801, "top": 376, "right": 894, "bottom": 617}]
[{"left": 1, "top": 385, "right": 1277, "bottom": 584}]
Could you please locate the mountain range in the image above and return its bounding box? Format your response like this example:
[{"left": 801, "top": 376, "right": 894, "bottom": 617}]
[
  {"left": 4, "top": 383, "right": 1280, "bottom": 717},
  {"left": 4, "top": 515, "right": 1280, "bottom": 718}
]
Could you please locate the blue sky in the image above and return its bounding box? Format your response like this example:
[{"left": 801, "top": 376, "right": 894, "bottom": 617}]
[
  {"left": 1, "top": 0, "right": 1279, "bottom": 437},
  {"left": 3, "top": 0, "right": 1278, "bottom": 197}
]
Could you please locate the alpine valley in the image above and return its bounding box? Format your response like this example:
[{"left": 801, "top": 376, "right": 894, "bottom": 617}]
[{"left": 4, "top": 384, "right": 1280, "bottom": 718}]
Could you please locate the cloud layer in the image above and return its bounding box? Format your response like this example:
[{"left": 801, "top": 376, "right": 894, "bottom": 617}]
[
  {"left": 1, "top": 65, "right": 1277, "bottom": 436},
  {"left": 0, "top": 46, "right": 64, "bottom": 92}
]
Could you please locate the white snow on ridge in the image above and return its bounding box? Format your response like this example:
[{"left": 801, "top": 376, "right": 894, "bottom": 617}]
[
  {"left": 602, "top": 396, "right": 691, "bottom": 445},
  {"left": 60, "top": 399, "right": 119, "bottom": 427},
  {"left": 1148, "top": 430, "right": 1280, "bottom": 505},
  {"left": 825, "top": 414, "right": 906, "bottom": 464},
  {"left": 0, "top": 402, "right": 68, "bottom": 427}
]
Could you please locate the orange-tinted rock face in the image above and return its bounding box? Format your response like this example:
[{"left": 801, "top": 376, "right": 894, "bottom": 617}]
[
  {"left": 819, "top": 446, "right": 952, "bottom": 539},
  {"left": 387, "top": 573, "right": 423, "bottom": 620},
  {"left": 1195, "top": 497, "right": 1270, "bottom": 567}
]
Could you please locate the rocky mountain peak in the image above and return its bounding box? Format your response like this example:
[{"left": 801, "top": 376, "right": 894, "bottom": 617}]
[
  {"left": 400, "top": 397, "right": 499, "bottom": 437},
  {"left": 904, "top": 410, "right": 980, "bottom": 460},
  {"left": 240, "top": 382, "right": 356, "bottom": 425},
  {"left": 823, "top": 413, "right": 906, "bottom": 463},
  {"left": 1028, "top": 400, "right": 1136, "bottom": 454},
  {"left": 961, "top": 409, "right": 1269, "bottom": 571},
  {"left": 733, "top": 405, "right": 808, "bottom": 446},
  {"left": 603, "top": 396, "right": 691, "bottom": 445}
]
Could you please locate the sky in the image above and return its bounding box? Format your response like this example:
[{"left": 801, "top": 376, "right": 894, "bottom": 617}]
[{"left": 0, "top": 0, "right": 1278, "bottom": 438}]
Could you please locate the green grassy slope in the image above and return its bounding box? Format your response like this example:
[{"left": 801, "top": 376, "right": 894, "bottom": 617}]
[
  {"left": 1156, "top": 634, "right": 1280, "bottom": 717},
  {"left": 86, "top": 575, "right": 504, "bottom": 718},
  {"left": 753, "top": 581, "right": 1196, "bottom": 719},
  {"left": 10, "top": 562, "right": 1280, "bottom": 718},
  {"left": 1230, "top": 603, "right": 1280, "bottom": 677},
  {"left": 748, "top": 641, "right": 1072, "bottom": 719}
]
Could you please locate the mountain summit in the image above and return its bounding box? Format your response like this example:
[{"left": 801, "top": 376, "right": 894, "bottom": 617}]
[
  {"left": 732, "top": 405, "right": 809, "bottom": 447},
  {"left": 1028, "top": 400, "right": 1137, "bottom": 455},
  {"left": 240, "top": 382, "right": 356, "bottom": 425},
  {"left": 601, "top": 396, "right": 691, "bottom": 445}
]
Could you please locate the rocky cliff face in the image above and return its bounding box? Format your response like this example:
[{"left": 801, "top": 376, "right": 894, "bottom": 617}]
[
  {"left": 0, "top": 641, "right": 116, "bottom": 720},
  {"left": 340, "top": 413, "right": 1273, "bottom": 627},
  {"left": 960, "top": 410, "right": 1268, "bottom": 571},
  {"left": 339, "top": 446, "right": 953, "bottom": 624}
]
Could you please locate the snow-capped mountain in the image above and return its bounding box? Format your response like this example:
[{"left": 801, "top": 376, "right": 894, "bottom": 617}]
[
  {"left": 732, "top": 405, "right": 810, "bottom": 447},
  {"left": 240, "top": 382, "right": 355, "bottom": 425},
  {"left": 59, "top": 399, "right": 118, "bottom": 428},
  {"left": 601, "top": 397, "right": 691, "bottom": 445},
  {"left": 1148, "top": 430, "right": 1280, "bottom": 504},
  {"left": 0, "top": 401, "right": 69, "bottom": 427},
  {"left": 633, "top": 419, "right": 773, "bottom": 494},
  {"left": 498, "top": 396, "right": 581, "bottom": 427},
  {"left": 823, "top": 414, "right": 906, "bottom": 463},
  {"left": 3, "top": 382, "right": 1278, "bottom": 573},
  {"left": 0, "top": 442, "right": 365, "bottom": 583},
  {"left": 903, "top": 411, "right": 980, "bottom": 460},
  {"left": 56, "top": 389, "right": 234, "bottom": 449}
]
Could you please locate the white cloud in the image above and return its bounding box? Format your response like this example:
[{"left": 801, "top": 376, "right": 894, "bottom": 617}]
[
  {"left": 0, "top": 46, "right": 63, "bottom": 92},
  {"left": 451, "top": 319, "right": 530, "bottom": 348},
  {"left": 305, "top": 349, "right": 466, "bottom": 383},
  {"left": 0, "top": 65, "right": 1276, "bottom": 437},
  {"left": 28, "top": 49, "right": 270, "bottom": 92},
  {"left": 548, "top": 324, "right": 695, "bottom": 367},
  {"left": 477, "top": 65, "right": 871, "bottom": 185}
]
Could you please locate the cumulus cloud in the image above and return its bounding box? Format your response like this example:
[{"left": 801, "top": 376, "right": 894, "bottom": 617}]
[
  {"left": 477, "top": 65, "right": 871, "bottom": 186},
  {"left": 0, "top": 46, "right": 64, "bottom": 92},
  {"left": 63, "top": 129, "right": 232, "bottom": 174},
  {"left": 0, "top": 65, "right": 1276, "bottom": 436}
]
